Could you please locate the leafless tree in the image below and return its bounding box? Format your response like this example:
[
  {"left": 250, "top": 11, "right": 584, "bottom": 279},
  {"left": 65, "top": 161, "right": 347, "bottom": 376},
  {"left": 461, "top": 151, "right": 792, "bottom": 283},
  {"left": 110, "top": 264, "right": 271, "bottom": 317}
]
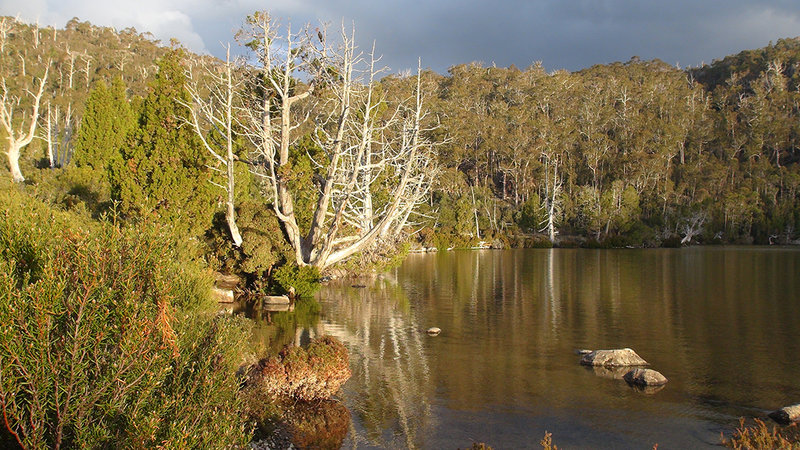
[
  {"left": 238, "top": 12, "right": 437, "bottom": 270},
  {"left": 0, "top": 16, "right": 14, "bottom": 53},
  {"left": 1, "top": 65, "right": 49, "bottom": 182},
  {"left": 680, "top": 211, "right": 707, "bottom": 245},
  {"left": 183, "top": 44, "right": 244, "bottom": 247},
  {"left": 43, "top": 103, "right": 74, "bottom": 168}
]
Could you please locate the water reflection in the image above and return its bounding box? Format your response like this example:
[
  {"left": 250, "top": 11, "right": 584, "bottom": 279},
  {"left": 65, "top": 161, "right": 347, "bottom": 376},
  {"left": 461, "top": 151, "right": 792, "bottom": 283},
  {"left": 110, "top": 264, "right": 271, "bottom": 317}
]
[
  {"left": 316, "top": 276, "right": 434, "bottom": 449},
  {"left": 313, "top": 247, "right": 800, "bottom": 449}
]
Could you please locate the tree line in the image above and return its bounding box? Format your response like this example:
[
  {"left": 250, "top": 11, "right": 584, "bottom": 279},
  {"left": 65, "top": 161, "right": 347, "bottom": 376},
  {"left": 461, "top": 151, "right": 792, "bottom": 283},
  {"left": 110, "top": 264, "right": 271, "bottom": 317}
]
[{"left": 419, "top": 41, "right": 800, "bottom": 247}]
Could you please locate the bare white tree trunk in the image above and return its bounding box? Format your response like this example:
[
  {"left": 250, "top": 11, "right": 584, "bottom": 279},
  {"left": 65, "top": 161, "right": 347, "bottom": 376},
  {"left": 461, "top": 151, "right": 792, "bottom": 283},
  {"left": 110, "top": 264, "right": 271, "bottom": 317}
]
[
  {"left": 680, "top": 212, "right": 707, "bottom": 245},
  {"left": 540, "top": 157, "right": 562, "bottom": 243},
  {"left": 184, "top": 45, "right": 243, "bottom": 247},
  {"left": 46, "top": 104, "right": 54, "bottom": 168},
  {"left": 1, "top": 66, "right": 49, "bottom": 182}
]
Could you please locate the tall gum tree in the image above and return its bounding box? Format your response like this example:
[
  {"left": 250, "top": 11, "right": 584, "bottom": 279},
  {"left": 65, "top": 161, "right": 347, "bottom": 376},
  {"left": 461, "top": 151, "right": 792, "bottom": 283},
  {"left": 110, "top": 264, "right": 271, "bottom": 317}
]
[{"left": 238, "top": 12, "right": 437, "bottom": 270}]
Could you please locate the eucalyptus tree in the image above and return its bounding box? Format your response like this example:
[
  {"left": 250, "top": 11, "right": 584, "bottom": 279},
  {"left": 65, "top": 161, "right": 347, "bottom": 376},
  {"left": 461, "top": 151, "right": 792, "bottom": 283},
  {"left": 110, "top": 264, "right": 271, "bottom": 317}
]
[{"left": 237, "top": 12, "right": 437, "bottom": 269}]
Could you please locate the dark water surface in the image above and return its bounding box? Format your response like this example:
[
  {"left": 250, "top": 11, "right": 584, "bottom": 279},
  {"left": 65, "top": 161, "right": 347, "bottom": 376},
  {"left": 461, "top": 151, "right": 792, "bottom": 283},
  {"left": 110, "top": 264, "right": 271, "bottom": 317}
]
[{"left": 310, "top": 247, "right": 800, "bottom": 449}]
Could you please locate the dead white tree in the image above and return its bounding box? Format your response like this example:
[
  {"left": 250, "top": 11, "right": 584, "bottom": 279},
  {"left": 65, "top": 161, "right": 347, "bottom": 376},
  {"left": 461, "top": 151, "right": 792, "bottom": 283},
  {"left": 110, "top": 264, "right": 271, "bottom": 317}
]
[
  {"left": 238, "top": 12, "right": 436, "bottom": 270},
  {"left": 0, "top": 16, "right": 14, "bottom": 53},
  {"left": 183, "top": 44, "right": 243, "bottom": 247},
  {"left": 1, "top": 65, "right": 49, "bottom": 182},
  {"left": 539, "top": 155, "right": 562, "bottom": 243},
  {"left": 43, "top": 103, "right": 74, "bottom": 168},
  {"left": 680, "top": 211, "right": 707, "bottom": 245},
  {"left": 81, "top": 53, "right": 92, "bottom": 91}
]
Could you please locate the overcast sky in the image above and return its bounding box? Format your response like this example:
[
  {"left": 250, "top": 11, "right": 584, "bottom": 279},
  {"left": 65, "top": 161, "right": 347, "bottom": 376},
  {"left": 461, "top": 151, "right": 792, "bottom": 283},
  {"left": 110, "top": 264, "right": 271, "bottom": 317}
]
[{"left": 3, "top": 1, "right": 800, "bottom": 74}]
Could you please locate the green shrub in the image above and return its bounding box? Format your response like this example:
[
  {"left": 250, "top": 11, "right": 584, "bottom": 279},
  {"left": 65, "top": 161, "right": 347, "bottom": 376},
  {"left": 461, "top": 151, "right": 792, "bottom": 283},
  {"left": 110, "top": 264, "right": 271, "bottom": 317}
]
[
  {"left": 271, "top": 263, "right": 320, "bottom": 299},
  {"left": 205, "top": 201, "right": 289, "bottom": 284},
  {"left": 0, "top": 187, "right": 252, "bottom": 449},
  {"left": 247, "top": 336, "right": 351, "bottom": 404}
]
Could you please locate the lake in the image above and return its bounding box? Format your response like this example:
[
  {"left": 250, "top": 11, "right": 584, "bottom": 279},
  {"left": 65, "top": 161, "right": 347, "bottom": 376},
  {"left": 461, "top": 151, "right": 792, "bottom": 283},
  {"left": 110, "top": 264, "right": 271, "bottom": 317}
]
[{"left": 272, "top": 247, "right": 800, "bottom": 448}]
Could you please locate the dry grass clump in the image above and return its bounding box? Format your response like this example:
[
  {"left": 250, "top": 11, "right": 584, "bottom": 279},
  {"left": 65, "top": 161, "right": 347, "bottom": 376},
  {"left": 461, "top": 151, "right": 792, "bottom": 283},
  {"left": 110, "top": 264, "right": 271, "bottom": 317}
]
[{"left": 722, "top": 418, "right": 800, "bottom": 449}]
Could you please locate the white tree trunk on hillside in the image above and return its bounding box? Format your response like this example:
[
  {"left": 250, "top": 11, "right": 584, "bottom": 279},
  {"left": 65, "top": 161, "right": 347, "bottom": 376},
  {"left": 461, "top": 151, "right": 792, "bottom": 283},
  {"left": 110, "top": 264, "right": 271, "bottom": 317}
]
[
  {"left": 1, "top": 66, "right": 49, "bottom": 183},
  {"left": 239, "top": 12, "right": 437, "bottom": 270},
  {"left": 540, "top": 156, "right": 562, "bottom": 243}
]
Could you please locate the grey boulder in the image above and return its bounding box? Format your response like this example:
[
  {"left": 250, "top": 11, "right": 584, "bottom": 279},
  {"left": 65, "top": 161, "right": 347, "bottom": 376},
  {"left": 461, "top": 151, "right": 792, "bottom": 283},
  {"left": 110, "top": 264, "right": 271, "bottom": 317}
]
[
  {"left": 580, "top": 348, "right": 649, "bottom": 367},
  {"left": 769, "top": 404, "right": 800, "bottom": 425}
]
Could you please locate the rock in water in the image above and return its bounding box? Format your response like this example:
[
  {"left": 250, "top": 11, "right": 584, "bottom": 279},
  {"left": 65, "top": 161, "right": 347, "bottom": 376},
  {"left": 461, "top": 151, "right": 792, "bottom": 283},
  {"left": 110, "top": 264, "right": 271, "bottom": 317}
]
[
  {"left": 580, "top": 348, "right": 649, "bottom": 367},
  {"left": 211, "top": 287, "right": 234, "bottom": 303},
  {"left": 623, "top": 368, "right": 668, "bottom": 386},
  {"left": 263, "top": 295, "right": 290, "bottom": 305},
  {"left": 769, "top": 404, "right": 800, "bottom": 425},
  {"left": 575, "top": 349, "right": 593, "bottom": 355},
  {"left": 426, "top": 327, "right": 441, "bottom": 336}
]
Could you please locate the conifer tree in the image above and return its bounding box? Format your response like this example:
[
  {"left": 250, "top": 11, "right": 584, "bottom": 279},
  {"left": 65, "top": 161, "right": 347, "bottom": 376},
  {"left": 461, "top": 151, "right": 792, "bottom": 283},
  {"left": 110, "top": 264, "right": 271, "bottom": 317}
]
[
  {"left": 111, "top": 50, "right": 216, "bottom": 235},
  {"left": 73, "top": 77, "right": 134, "bottom": 178}
]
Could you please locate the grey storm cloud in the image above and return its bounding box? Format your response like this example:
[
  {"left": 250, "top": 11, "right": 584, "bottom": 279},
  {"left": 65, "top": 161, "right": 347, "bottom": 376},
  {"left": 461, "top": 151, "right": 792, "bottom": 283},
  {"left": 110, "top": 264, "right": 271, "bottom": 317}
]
[{"left": 3, "top": 0, "right": 800, "bottom": 74}]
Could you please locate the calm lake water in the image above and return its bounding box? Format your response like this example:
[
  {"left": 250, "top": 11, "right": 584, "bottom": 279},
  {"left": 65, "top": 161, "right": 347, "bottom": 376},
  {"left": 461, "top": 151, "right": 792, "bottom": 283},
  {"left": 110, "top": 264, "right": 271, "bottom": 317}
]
[{"left": 264, "top": 247, "right": 800, "bottom": 449}]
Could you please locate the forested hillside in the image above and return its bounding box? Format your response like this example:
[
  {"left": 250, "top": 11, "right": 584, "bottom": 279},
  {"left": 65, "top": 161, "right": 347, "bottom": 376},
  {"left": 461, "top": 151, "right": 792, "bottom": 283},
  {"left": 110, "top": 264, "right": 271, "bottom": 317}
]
[{"left": 422, "top": 45, "right": 800, "bottom": 247}]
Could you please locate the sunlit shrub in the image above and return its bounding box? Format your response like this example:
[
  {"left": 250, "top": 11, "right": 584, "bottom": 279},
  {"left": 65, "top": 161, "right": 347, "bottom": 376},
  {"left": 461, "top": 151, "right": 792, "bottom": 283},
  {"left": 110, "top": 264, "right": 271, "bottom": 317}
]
[
  {"left": 271, "top": 263, "right": 321, "bottom": 299},
  {"left": 0, "top": 187, "right": 252, "bottom": 449},
  {"left": 205, "top": 201, "right": 289, "bottom": 284},
  {"left": 722, "top": 418, "right": 800, "bottom": 449},
  {"left": 249, "top": 336, "right": 351, "bottom": 403}
]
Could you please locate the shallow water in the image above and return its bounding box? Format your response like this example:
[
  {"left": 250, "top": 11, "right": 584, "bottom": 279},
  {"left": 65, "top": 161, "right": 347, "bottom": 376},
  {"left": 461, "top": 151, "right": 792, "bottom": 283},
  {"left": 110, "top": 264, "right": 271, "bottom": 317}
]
[{"left": 300, "top": 247, "right": 800, "bottom": 449}]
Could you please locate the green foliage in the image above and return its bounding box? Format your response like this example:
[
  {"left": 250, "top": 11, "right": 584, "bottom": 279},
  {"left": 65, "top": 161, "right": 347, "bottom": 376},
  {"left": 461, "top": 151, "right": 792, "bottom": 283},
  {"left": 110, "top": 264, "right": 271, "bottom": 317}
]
[
  {"left": 110, "top": 49, "right": 216, "bottom": 237},
  {"left": 26, "top": 165, "right": 113, "bottom": 218},
  {"left": 73, "top": 78, "right": 134, "bottom": 174},
  {"left": 515, "top": 194, "right": 545, "bottom": 232},
  {"left": 271, "top": 264, "right": 320, "bottom": 299},
  {"left": 0, "top": 187, "right": 252, "bottom": 449},
  {"left": 205, "top": 201, "right": 289, "bottom": 283}
]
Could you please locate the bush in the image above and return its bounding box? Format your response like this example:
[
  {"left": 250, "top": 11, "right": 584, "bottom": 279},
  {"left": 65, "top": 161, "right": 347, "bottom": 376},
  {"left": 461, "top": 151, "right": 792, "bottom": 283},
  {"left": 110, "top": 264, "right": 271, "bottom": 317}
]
[
  {"left": 271, "top": 263, "right": 321, "bottom": 299},
  {"left": 248, "top": 336, "right": 351, "bottom": 403},
  {"left": 205, "top": 201, "right": 289, "bottom": 284},
  {"left": 0, "top": 187, "right": 252, "bottom": 449}
]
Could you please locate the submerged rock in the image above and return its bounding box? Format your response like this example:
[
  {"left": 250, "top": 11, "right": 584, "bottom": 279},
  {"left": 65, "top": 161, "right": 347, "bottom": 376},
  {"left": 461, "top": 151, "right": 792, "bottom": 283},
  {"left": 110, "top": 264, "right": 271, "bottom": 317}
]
[
  {"left": 426, "top": 327, "right": 441, "bottom": 336},
  {"left": 587, "top": 365, "right": 630, "bottom": 380},
  {"left": 623, "top": 368, "right": 668, "bottom": 386},
  {"left": 628, "top": 383, "right": 667, "bottom": 395},
  {"left": 580, "top": 348, "right": 649, "bottom": 367},
  {"left": 768, "top": 404, "right": 800, "bottom": 425}
]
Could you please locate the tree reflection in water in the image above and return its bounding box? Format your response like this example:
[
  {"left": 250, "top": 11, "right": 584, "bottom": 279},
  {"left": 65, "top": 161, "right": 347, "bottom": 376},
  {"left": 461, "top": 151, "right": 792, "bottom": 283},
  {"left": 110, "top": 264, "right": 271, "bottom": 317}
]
[{"left": 317, "top": 276, "right": 434, "bottom": 449}]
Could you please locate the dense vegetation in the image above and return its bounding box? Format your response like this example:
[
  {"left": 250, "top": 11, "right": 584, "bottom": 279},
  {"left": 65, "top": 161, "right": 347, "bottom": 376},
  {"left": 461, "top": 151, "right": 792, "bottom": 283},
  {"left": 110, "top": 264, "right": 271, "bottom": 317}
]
[
  {"left": 0, "top": 184, "right": 252, "bottom": 448},
  {"left": 417, "top": 41, "right": 800, "bottom": 247}
]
